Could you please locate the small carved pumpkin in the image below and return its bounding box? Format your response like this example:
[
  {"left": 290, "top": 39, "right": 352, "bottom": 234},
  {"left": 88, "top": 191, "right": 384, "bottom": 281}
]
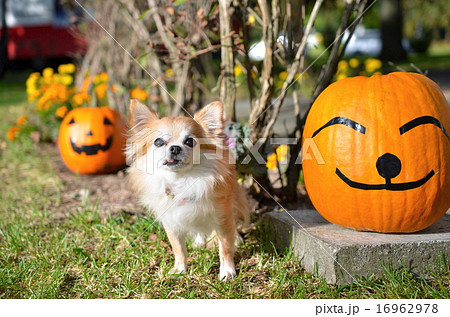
[
  {"left": 58, "top": 107, "right": 126, "bottom": 174},
  {"left": 303, "top": 72, "right": 450, "bottom": 233}
]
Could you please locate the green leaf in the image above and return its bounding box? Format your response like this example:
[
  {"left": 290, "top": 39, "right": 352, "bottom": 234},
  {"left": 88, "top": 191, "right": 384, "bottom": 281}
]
[
  {"left": 174, "top": 0, "right": 186, "bottom": 5},
  {"left": 136, "top": 52, "right": 150, "bottom": 68},
  {"left": 139, "top": 8, "right": 151, "bottom": 20}
]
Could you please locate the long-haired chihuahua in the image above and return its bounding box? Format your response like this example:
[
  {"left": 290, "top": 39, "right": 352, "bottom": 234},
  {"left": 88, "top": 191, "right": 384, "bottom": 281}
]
[{"left": 127, "top": 100, "right": 250, "bottom": 280}]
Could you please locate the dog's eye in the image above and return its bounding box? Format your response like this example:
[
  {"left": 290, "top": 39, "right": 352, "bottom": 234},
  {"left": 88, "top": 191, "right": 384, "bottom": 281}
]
[
  {"left": 154, "top": 138, "right": 165, "bottom": 147},
  {"left": 184, "top": 137, "right": 195, "bottom": 148}
]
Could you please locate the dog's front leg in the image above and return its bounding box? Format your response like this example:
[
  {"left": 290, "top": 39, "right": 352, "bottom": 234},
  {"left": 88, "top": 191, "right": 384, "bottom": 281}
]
[
  {"left": 217, "top": 215, "right": 237, "bottom": 280},
  {"left": 164, "top": 226, "right": 187, "bottom": 275}
]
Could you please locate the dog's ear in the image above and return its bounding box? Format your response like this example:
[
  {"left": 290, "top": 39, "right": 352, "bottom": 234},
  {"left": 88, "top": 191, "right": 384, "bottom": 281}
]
[
  {"left": 194, "top": 101, "right": 224, "bottom": 137},
  {"left": 129, "top": 99, "right": 159, "bottom": 132}
]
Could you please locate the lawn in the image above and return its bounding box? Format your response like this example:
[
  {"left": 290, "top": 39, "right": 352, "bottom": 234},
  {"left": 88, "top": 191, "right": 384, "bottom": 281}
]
[{"left": 0, "top": 70, "right": 449, "bottom": 299}]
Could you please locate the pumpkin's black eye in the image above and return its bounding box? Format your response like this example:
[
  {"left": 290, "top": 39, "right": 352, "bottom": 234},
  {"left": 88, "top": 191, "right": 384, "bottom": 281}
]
[
  {"left": 154, "top": 138, "right": 165, "bottom": 147},
  {"left": 68, "top": 118, "right": 75, "bottom": 125},
  {"left": 104, "top": 117, "right": 113, "bottom": 125},
  {"left": 184, "top": 137, "right": 195, "bottom": 148}
]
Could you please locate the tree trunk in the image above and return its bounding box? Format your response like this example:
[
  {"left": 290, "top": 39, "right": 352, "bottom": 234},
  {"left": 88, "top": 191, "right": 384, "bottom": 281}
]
[
  {"left": 219, "top": 0, "right": 236, "bottom": 121},
  {"left": 379, "top": 0, "right": 407, "bottom": 61}
]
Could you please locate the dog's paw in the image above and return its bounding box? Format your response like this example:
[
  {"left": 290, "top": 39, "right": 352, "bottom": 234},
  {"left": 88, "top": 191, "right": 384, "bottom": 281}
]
[
  {"left": 219, "top": 265, "right": 236, "bottom": 281},
  {"left": 169, "top": 264, "right": 187, "bottom": 275}
]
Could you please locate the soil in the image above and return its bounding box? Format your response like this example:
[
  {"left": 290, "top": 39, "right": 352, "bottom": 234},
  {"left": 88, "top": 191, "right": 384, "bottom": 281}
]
[{"left": 45, "top": 144, "right": 144, "bottom": 223}]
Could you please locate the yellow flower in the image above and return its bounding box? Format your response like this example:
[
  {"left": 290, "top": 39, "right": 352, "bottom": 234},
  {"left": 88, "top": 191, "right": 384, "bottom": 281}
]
[
  {"left": 266, "top": 145, "right": 289, "bottom": 170},
  {"left": 58, "top": 63, "right": 76, "bottom": 74},
  {"left": 29, "top": 72, "right": 40, "bottom": 78},
  {"left": 337, "top": 60, "right": 348, "bottom": 72},
  {"left": 349, "top": 58, "right": 359, "bottom": 68},
  {"left": 8, "top": 126, "right": 20, "bottom": 141},
  {"left": 131, "top": 88, "right": 148, "bottom": 101},
  {"left": 17, "top": 115, "right": 27, "bottom": 126},
  {"left": 234, "top": 65, "right": 243, "bottom": 77},
  {"left": 337, "top": 73, "right": 347, "bottom": 81},
  {"left": 275, "top": 81, "right": 284, "bottom": 89},
  {"left": 248, "top": 14, "right": 256, "bottom": 25},
  {"left": 72, "top": 92, "right": 89, "bottom": 106},
  {"left": 58, "top": 64, "right": 66, "bottom": 74},
  {"left": 365, "top": 58, "right": 382, "bottom": 73},
  {"left": 28, "top": 90, "right": 41, "bottom": 103},
  {"left": 165, "top": 68, "right": 174, "bottom": 78},
  {"left": 56, "top": 106, "right": 69, "bottom": 118},
  {"left": 80, "top": 77, "right": 91, "bottom": 93},
  {"left": 57, "top": 85, "right": 69, "bottom": 102},
  {"left": 37, "top": 95, "right": 51, "bottom": 110},
  {"left": 99, "top": 72, "right": 108, "bottom": 82},
  {"left": 95, "top": 83, "right": 108, "bottom": 99},
  {"left": 73, "top": 94, "right": 84, "bottom": 106},
  {"left": 60, "top": 74, "right": 73, "bottom": 86},
  {"left": 266, "top": 155, "right": 277, "bottom": 170},
  {"left": 26, "top": 76, "right": 38, "bottom": 88},
  {"left": 26, "top": 85, "right": 38, "bottom": 96},
  {"left": 52, "top": 74, "right": 61, "bottom": 84},
  {"left": 43, "top": 67, "right": 54, "bottom": 78},
  {"left": 93, "top": 74, "right": 101, "bottom": 85},
  {"left": 65, "top": 63, "right": 76, "bottom": 73},
  {"left": 139, "top": 90, "right": 148, "bottom": 101},
  {"left": 279, "top": 71, "right": 288, "bottom": 81},
  {"left": 295, "top": 72, "right": 308, "bottom": 81}
]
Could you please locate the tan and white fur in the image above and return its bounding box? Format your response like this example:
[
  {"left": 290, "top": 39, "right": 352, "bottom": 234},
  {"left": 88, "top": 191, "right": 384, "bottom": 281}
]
[{"left": 127, "top": 100, "right": 250, "bottom": 280}]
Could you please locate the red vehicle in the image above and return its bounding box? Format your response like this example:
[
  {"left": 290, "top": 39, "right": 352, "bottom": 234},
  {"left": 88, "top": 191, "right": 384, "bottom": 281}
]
[{"left": 0, "top": 0, "right": 85, "bottom": 67}]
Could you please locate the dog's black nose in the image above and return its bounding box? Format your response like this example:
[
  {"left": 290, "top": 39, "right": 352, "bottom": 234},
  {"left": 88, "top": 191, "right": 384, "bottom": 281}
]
[
  {"left": 376, "top": 153, "right": 401, "bottom": 180},
  {"left": 170, "top": 145, "right": 182, "bottom": 155},
  {"left": 87, "top": 130, "right": 93, "bottom": 136}
]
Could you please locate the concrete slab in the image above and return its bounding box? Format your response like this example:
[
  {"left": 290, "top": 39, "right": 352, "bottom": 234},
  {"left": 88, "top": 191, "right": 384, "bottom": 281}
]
[{"left": 264, "top": 209, "right": 450, "bottom": 285}]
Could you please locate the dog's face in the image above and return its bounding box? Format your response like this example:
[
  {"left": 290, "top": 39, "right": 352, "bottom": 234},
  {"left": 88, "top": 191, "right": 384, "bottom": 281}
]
[
  {"left": 147, "top": 116, "right": 204, "bottom": 171},
  {"left": 127, "top": 100, "right": 224, "bottom": 174}
]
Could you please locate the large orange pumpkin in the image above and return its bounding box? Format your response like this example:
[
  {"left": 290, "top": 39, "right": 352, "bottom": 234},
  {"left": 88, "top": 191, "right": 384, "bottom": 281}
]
[
  {"left": 58, "top": 107, "right": 127, "bottom": 174},
  {"left": 302, "top": 72, "right": 450, "bottom": 233}
]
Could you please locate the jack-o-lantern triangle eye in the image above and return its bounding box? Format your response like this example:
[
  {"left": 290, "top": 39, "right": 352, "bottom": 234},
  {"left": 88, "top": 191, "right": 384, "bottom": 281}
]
[
  {"left": 104, "top": 117, "right": 113, "bottom": 125},
  {"left": 68, "top": 118, "right": 75, "bottom": 125}
]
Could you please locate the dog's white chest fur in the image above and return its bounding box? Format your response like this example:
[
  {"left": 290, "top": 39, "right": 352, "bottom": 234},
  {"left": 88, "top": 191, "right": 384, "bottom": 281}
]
[{"left": 136, "top": 168, "right": 220, "bottom": 235}]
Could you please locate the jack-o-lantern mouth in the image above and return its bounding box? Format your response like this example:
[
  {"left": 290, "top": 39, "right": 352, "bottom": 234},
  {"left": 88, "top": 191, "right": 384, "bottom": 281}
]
[
  {"left": 70, "top": 135, "right": 113, "bottom": 155},
  {"left": 336, "top": 168, "right": 435, "bottom": 191}
]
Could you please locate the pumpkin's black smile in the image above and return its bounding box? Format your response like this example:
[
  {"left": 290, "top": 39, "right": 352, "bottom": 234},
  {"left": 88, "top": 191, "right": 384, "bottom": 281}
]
[
  {"left": 336, "top": 168, "right": 435, "bottom": 191},
  {"left": 71, "top": 135, "right": 113, "bottom": 155},
  {"left": 336, "top": 152, "right": 436, "bottom": 191}
]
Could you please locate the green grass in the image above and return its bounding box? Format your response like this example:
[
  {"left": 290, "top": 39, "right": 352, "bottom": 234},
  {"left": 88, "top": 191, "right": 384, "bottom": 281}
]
[
  {"left": 0, "top": 71, "right": 29, "bottom": 107},
  {"left": 0, "top": 107, "right": 449, "bottom": 298},
  {"left": 340, "top": 41, "right": 450, "bottom": 73},
  {"left": 391, "top": 42, "right": 450, "bottom": 72},
  {"left": 0, "top": 70, "right": 449, "bottom": 298}
]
